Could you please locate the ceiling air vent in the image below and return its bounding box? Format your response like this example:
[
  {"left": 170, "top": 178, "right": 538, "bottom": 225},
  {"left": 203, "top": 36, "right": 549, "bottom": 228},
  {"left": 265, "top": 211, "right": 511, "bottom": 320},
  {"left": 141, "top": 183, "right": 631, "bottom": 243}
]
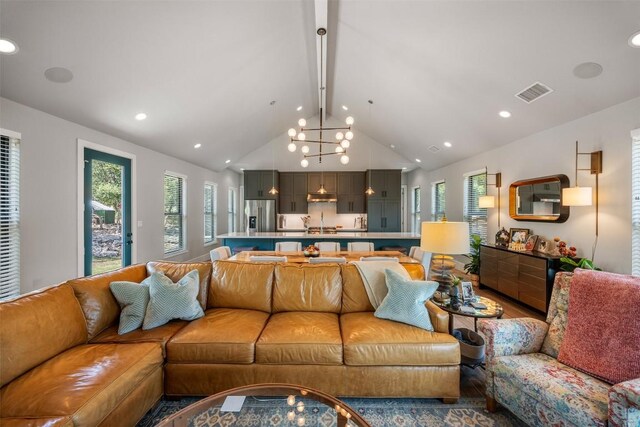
[
  {"left": 515, "top": 82, "right": 553, "bottom": 104},
  {"left": 428, "top": 145, "right": 440, "bottom": 153}
]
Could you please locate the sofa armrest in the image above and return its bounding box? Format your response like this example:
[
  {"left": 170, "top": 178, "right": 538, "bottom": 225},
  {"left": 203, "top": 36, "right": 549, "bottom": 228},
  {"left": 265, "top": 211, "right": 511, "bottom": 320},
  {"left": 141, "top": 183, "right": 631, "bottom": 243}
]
[
  {"left": 426, "top": 300, "right": 449, "bottom": 334},
  {"left": 609, "top": 377, "right": 640, "bottom": 427},
  {"left": 477, "top": 318, "right": 548, "bottom": 362}
]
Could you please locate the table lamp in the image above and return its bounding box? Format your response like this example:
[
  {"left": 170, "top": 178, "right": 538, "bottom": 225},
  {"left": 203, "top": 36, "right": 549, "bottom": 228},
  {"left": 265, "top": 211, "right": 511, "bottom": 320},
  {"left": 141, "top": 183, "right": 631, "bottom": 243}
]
[{"left": 420, "top": 220, "right": 470, "bottom": 292}]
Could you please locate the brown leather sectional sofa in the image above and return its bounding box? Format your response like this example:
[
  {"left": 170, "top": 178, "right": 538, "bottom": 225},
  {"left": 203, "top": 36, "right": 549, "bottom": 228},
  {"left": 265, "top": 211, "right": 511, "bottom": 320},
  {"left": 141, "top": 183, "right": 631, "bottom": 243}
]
[{"left": 0, "top": 260, "right": 460, "bottom": 426}]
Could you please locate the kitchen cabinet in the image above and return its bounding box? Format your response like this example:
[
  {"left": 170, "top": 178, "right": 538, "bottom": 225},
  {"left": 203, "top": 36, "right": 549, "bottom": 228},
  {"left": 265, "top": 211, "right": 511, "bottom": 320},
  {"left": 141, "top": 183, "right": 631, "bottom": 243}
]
[
  {"left": 367, "top": 199, "right": 401, "bottom": 232},
  {"left": 365, "top": 170, "right": 402, "bottom": 200},
  {"left": 278, "top": 172, "right": 308, "bottom": 214},
  {"left": 244, "top": 170, "right": 279, "bottom": 200},
  {"left": 307, "top": 172, "right": 337, "bottom": 194},
  {"left": 480, "top": 245, "right": 560, "bottom": 313},
  {"left": 337, "top": 172, "right": 366, "bottom": 213}
]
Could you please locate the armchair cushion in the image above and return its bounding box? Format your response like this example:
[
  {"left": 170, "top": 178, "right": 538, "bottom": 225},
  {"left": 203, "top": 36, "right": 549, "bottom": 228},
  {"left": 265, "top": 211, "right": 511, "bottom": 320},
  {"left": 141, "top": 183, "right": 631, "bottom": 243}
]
[
  {"left": 492, "top": 353, "right": 609, "bottom": 427},
  {"left": 541, "top": 272, "right": 572, "bottom": 358},
  {"left": 477, "top": 318, "right": 548, "bottom": 361},
  {"left": 609, "top": 378, "right": 640, "bottom": 427}
]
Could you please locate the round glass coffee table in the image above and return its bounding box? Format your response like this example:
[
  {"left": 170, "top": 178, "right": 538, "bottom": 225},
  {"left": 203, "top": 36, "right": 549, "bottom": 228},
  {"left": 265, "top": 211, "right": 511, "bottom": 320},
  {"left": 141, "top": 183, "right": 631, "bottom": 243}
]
[
  {"left": 431, "top": 295, "right": 504, "bottom": 334},
  {"left": 156, "top": 383, "right": 371, "bottom": 427}
]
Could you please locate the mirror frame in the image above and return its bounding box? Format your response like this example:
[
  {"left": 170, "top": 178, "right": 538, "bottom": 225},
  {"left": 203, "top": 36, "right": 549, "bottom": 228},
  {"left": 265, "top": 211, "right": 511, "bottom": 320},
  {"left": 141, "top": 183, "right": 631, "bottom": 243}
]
[{"left": 509, "top": 174, "right": 570, "bottom": 223}]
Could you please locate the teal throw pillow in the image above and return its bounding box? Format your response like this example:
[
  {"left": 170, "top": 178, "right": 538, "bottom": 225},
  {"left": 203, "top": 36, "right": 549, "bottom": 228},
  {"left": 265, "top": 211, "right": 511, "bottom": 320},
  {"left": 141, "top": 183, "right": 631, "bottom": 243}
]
[
  {"left": 374, "top": 269, "right": 439, "bottom": 331},
  {"left": 143, "top": 270, "right": 204, "bottom": 330},
  {"left": 110, "top": 277, "right": 153, "bottom": 335}
]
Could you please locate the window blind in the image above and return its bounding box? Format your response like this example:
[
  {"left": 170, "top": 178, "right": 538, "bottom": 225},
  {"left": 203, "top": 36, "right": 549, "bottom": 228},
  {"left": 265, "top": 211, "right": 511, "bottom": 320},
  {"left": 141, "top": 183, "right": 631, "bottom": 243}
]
[
  {"left": 412, "top": 187, "right": 421, "bottom": 233},
  {"left": 432, "top": 181, "right": 446, "bottom": 221},
  {"left": 228, "top": 188, "right": 236, "bottom": 233},
  {"left": 0, "top": 135, "right": 20, "bottom": 300},
  {"left": 464, "top": 172, "right": 487, "bottom": 243},
  {"left": 633, "top": 137, "right": 640, "bottom": 276},
  {"left": 204, "top": 183, "right": 217, "bottom": 244},
  {"left": 164, "top": 173, "right": 185, "bottom": 254}
]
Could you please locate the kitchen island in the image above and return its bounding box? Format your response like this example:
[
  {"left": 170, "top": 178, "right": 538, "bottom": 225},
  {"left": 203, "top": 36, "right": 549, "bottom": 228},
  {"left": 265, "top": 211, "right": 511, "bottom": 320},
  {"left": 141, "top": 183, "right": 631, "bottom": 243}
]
[{"left": 216, "top": 231, "right": 421, "bottom": 252}]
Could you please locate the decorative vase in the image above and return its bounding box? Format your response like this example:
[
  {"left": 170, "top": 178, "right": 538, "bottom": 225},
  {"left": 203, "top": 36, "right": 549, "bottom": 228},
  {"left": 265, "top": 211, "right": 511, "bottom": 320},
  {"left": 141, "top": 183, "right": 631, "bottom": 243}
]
[{"left": 469, "top": 273, "right": 480, "bottom": 288}]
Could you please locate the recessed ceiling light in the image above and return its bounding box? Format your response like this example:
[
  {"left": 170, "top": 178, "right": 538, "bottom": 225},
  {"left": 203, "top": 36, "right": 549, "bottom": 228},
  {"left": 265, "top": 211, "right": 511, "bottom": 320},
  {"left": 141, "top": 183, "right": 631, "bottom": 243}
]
[
  {"left": 194, "top": 143, "right": 202, "bottom": 149},
  {"left": 390, "top": 144, "right": 396, "bottom": 149},
  {"left": 342, "top": 105, "right": 349, "bottom": 111},
  {"left": 44, "top": 67, "right": 73, "bottom": 83},
  {"left": 443, "top": 141, "right": 452, "bottom": 148},
  {"left": 415, "top": 158, "right": 422, "bottom": 163},
  {"left": 499, "top": 111, "right": 511, "bottom": 118},
  {"left": 402, "top": 167, "right": 407, "bottom": 170},
  {"left": 629, "top": 31, "right": 640, "bottom": 47},
  {"left": 0, "top": 38, "right": 18, "bottom": 54},
  {"left": 135, "top": 112, "right": 147, "bottom": 121},
  {"left": 241, "top": 168, "right": 245, "bottom": 171},
  {"left": 296, "top": 106, "right": 303, "bottom": 111},
  {"left": 225, "top": 159, "right": 231, "bottom": 164}
]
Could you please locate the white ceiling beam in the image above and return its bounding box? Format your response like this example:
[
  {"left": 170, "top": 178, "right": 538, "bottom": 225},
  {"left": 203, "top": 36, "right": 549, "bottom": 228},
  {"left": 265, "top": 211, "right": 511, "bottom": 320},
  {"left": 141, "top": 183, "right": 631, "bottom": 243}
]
[{"left": 314, "top": 0, "right": 328, "bottom": 122}]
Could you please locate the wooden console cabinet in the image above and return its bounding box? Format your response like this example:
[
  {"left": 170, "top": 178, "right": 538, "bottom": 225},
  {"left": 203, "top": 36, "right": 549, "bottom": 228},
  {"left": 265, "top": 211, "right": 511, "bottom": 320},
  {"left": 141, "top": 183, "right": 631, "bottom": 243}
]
[{"left": 480, "top": 244, "right": 560, "bottom": 313}]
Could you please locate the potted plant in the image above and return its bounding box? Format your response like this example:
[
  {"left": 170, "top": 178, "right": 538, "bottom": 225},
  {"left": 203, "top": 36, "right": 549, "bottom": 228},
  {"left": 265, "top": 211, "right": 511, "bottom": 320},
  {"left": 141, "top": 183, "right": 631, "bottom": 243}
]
[
  {"left": 559, "top": 257, "right": 601, "bottom": 272},
  {"left": 464, "top": 234, "right": 482, "bottom": 287}
]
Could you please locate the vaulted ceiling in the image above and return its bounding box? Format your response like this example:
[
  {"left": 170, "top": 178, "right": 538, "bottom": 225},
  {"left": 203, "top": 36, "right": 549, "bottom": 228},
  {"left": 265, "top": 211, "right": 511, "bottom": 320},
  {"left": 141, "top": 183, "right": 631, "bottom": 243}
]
[{"left": 1, "top": 1, "right": 639, "bottom": 173}]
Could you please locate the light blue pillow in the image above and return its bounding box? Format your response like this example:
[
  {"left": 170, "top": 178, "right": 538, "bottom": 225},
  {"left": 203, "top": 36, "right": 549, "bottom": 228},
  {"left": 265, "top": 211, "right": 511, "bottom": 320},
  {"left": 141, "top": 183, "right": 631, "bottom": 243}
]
[
  {"left": 143, "top": 270, "right": 204, "bottom": 330},
  {"left": 110, "top": 277, "right": 153, "bottom": 335},
  {"left": 374, "top": 269, "right": 439, "bottom": 331}
]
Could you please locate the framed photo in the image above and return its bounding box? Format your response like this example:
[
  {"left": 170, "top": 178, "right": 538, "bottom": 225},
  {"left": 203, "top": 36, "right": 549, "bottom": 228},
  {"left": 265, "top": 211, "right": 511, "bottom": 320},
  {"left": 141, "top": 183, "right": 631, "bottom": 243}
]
[
  {"left": 460, "top": 281, "right": 475, "bottom": 302},
  {"left": 509, "top": 228, "right": 530, "bottom": 244},
  {"left": 525, "top": 234, "right": 539, "bottom": 251},
  {"left": 536, "top": 237, "right": 549, "bottom": 253}
]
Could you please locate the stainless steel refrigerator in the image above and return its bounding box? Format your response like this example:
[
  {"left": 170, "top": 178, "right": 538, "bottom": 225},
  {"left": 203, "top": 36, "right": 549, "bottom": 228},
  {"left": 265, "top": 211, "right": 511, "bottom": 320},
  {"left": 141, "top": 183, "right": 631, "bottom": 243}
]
[{"left": 245, "top": 200, "right": 276, "bottom": 232}]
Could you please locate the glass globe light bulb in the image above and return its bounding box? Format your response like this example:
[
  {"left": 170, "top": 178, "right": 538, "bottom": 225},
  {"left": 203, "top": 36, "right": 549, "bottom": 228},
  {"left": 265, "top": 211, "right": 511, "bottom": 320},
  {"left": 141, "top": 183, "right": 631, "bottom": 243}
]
[
  {"left": 301, "top": 145, "right": 310, "bottom": 154},
  {"left": 297, "top": 417, "right": 305, "bottom": 426},
  {"left": 288, "top": 143, "right": 297, "bottom": 152},
  {"left": 345, "top": 131, "right": 354, "bottom": 140},
  {"left": 298, "top": 132, "right": 306, "bottom": 141},
  {"left": 298, "top": 118, "right": 307, "bottom": 127},
  {"left": 340, "top": 155, "right": 350, "bottom": 165},
  {"left": 335, "top": 132, "right": 344, "bottom": 140},
  {"left": 301, "top": 159, "right": 309, "bottom": 168},
  {"left": 335, "top": 146, "right": 344, "bottom": 153},
  {"left": 287, "top": 411, "right": 295, "bottom": 421},
  {"left": 287, "top": 395, "right": 296, "bottom": 406},
  {"left": 288, "top": 128, "right": 297, "bottom": 137},
  {"left": 340, "top": 140, "right": 350, "bottom": 149},
  {"left": 345, "top": 116, "right": 354, "bottom": 125},
  {"left": 297, "top": 401, "right": 305, "bottom": 412}
]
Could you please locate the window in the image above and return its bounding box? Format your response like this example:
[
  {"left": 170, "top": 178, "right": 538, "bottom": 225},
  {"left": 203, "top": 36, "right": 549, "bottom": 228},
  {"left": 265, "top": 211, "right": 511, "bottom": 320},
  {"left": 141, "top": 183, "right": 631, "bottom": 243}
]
[
  {"left": 432, "top": 181, "right": 446, "bottom": 221},
  {"left": 464, "top": 171, "right": 488, "bottom": 243},
  {"left": 164, "top": 172, "right": 186, "bottom": 254},
  {"left": 633, "top": 132, "right": 640, "bottom": 276},
  {"left": 228, "top": 188, "right": 237, "bottom": 233},
  {"left": 0, "top": 134, "right": 20, "bottom": 300},
  {"left": 411, "top": 187, "right": 421, "bottom": 233},
  {"left": 204, "top": 182, "right": 217, "bottom": 244}
]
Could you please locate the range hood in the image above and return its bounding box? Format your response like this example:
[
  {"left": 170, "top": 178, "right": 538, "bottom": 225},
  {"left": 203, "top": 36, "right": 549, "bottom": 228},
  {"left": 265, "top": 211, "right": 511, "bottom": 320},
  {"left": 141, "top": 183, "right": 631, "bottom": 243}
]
[{"left": 307, "top": 193, "right": 337, "bottom": 203}]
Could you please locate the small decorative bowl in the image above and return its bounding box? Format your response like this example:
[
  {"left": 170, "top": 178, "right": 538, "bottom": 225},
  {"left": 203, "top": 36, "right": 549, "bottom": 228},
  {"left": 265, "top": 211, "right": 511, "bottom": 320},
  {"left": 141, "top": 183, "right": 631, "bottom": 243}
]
[{"left": 303, "top": 251, "right": 320, "bottom": 257}]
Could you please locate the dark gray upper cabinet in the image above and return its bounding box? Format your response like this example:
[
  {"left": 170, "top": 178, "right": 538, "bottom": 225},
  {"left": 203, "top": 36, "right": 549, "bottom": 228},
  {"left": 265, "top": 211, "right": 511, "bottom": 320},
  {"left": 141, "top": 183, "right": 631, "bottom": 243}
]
[
  {"left": 307, "top": 172, "right": 337, "bottom": 194},
  {"left": 337, "top": 172, "right": 366, "bottom": 214},
  {"left": 278, "top": 172, "right": 308, "bottom": 214},
  {"left": 365, "top": 170, "right": 402, "bottom": 200},
  {"left": 244, "top": 170, "right": 279, "bottom": 200}
]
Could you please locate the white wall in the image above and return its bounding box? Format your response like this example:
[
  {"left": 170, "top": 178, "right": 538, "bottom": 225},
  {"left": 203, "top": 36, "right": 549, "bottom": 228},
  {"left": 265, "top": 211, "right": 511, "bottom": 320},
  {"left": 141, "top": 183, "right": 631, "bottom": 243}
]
[
  {"left": 406, "top": 97, "right": 640, "bottom": 274},
  {"left": 0, "top": 97, "right": 240, "bottom": 293}
]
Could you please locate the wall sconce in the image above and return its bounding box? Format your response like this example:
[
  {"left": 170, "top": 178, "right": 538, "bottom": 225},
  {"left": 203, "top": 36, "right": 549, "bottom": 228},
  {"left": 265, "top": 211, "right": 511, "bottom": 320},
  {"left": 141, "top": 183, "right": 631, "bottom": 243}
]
[
  {"left": 562, "top": 141, "right": 603, "bottom": 257},
  {"left": 478, "top": 167, "right": 502, "bottom": 227}
]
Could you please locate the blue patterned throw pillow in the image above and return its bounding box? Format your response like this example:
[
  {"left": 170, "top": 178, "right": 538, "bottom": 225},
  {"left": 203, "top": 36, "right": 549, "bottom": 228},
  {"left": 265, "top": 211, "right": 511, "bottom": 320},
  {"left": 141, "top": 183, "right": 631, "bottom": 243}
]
[
  {"left": 110, "top": 277, "right": 153, "bottom": 334},
  {"left": 374, "top": 269, "right": 439, "bottom": 331},
  {"left": 143, "top": 270, "right": 204, "bottom": 330}
]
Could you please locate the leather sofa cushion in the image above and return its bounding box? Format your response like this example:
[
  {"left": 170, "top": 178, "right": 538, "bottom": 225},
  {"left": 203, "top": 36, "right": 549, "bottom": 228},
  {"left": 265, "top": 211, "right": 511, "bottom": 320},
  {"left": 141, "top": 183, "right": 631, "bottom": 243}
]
[
  {"left": 0, "top": 418, "right": 73, "bottom": 427},
  {"left": 90, "top": 320, "right": 187, "bottom": 356},
  {"left": 341, "top": 263, "right": 425, "bottom": 313},
  {"left": 67, "top": 264, "right": 148, "bottom": 339},
  {"left": 146, "top": 261, "right": 211, "bottom": 310},
  {"left": 340, "top": 312, "right": 460, "bottom": 366},
  {"left": 256, "top": 312, "right": 343, "bottom": 365},
  {"left": 209, "top": 261, "right": 273, "bottom": 312},
  {"left": 167, "top": 308, "right": 270, "bottom": 364},
  {"left": 0, "top": 284, "right": 88, "bottom": 387},
  {"left": 0, "top": 342, "right": 162, "bottom": 425},
  {"left": 273, "top": 264, "right": 342, "bottom": 313}
]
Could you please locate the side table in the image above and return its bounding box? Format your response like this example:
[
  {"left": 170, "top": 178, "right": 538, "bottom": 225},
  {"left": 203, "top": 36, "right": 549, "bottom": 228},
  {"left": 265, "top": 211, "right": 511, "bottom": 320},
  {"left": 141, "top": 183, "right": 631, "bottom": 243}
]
[{"left": 431, "top": 296, "right": 504, "bottom": 334}]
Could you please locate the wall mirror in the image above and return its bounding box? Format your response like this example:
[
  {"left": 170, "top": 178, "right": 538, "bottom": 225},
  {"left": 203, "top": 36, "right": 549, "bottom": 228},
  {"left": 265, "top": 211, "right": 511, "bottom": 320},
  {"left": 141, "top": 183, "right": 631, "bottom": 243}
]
[{"left": 509, "top": 174, "right": 570, "bottom": 222}]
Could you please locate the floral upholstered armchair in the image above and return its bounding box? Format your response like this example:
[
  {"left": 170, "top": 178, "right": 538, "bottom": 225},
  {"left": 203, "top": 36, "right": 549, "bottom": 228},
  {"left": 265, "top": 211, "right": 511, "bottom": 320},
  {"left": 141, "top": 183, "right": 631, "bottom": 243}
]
[{"left": 478, "top": 272, "right": 640, "bottom": 427}]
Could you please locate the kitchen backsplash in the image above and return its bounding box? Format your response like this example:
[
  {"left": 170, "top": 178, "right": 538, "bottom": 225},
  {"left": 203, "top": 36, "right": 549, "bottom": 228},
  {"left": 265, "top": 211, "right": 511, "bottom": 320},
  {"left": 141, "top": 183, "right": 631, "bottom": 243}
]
[{"left": 279, "top": 203, "right": 366, "bottom": 230}]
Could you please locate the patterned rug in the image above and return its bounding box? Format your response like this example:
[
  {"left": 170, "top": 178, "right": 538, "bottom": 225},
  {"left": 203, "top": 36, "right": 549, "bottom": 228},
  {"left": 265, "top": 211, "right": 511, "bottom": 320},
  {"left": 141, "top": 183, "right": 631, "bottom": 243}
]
[{"left": 137, "top": 396, "right": 526, "bottom": 427}]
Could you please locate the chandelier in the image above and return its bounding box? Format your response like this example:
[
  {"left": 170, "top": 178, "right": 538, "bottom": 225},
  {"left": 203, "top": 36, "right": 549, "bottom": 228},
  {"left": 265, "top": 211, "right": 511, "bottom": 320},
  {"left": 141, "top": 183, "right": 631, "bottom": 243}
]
[{"left": 286, "top": 28, "right": 354, "bottom": 167}]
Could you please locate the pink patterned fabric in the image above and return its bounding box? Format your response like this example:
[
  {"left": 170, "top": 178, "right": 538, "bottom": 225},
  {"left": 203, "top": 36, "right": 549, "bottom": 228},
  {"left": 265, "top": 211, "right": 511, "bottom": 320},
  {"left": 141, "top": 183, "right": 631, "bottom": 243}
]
[{"left": 558, "top": 269, "right": 640, "bottom": 385}]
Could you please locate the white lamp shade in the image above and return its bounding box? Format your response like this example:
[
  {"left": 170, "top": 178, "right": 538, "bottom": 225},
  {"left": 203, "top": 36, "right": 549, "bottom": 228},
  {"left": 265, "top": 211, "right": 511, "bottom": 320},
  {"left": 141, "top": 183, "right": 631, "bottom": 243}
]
[
  {"left": 420, "top": 221, "right": 470, "bottom": 255},
  {"left": 478, "top": 195, "right": 495, "bottom": 208},
  {"left": 562, "top": 186, "right": 592, "bottom": 206}
]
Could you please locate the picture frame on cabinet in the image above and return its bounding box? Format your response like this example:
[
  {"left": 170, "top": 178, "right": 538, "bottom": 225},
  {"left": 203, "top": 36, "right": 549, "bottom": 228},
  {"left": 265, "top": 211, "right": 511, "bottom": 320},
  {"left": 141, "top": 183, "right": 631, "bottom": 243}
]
[
  {"left": 536, "top": 237, "right": 549, "bottom": 253},
  {"left": 525, "top": 235, "right": 539, "bottom": 251},
  {"left": 509, "top": 228, "right": 530, "bottom": 244}
]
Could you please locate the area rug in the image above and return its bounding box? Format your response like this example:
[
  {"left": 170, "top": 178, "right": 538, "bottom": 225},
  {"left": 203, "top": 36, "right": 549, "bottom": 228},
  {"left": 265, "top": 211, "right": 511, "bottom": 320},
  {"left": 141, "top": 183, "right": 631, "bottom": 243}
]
[{"left": 137, "top": 396, "right": 526, "bottom": 427}]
